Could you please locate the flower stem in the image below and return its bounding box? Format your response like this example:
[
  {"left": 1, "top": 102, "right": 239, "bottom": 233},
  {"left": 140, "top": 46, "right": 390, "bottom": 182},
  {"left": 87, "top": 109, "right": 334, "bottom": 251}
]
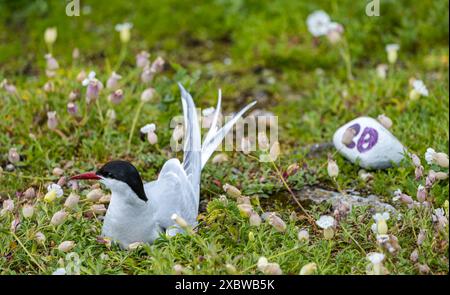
[
  {"left": 11, "top": 232, "right": 46, "bottom": 272},
  {"left": 270, "top": 161, "right": 316, "bottom": 226},
  {"left": 95, "top": 99, "right": 104, "bottom": 124},
  {"left": 127, "top": 100, "right": 145, "bottom": 154}
]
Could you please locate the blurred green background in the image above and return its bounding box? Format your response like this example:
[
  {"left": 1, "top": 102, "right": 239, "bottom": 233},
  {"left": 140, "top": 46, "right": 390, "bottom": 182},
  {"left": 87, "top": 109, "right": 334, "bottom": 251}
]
[{"left": 0, "top": 0, "right": 448, "bottom": 78}]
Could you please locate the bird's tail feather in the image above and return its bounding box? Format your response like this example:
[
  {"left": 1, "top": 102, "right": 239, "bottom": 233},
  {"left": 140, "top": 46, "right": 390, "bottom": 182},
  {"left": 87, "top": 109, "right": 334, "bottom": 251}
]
[{"left": 201, "top": 92, "right": 256, "bottom": 169}]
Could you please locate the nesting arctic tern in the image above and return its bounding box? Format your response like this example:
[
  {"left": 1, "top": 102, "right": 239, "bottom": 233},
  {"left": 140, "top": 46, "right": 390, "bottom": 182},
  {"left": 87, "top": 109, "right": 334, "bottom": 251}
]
[{"left": 71, "top": 84, "right": 256, "bottom": 248}]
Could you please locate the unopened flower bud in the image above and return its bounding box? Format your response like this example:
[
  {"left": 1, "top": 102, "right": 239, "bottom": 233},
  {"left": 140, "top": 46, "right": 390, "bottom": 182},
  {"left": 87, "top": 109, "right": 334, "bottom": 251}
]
[
  {"left": 249, "top": 212, "right": 262, "bottom": 226},
  {"left": 58, "top": 241, "right": 75, "bottom": 252},
  {"left": 269, "top": 141, "right": 280, "bottom": 161},
  {"left": 86, "top": 189, "right": 103, "bottom": 202},
  {"left": 8, "top": 148, "right": 20, "bottom": 163},
  {"left": 171, "top": 213, "right": 189, "bottom": 228},
  {"left": 377, "top": 114, "right": 393, "bottom": 129},
  {"left": 416, "top": 185, "right": 427, "bottom": 203},
  {"left": 410, "top": 249, "right": 419, "bottom": 263},
  {"left": 51, "top": 210, "right": 67, "bottom": 226},
  {"left": 108, "top": 89, "right": 124, "bottom": 104},
  {"left": 268, "top": 214, "right": 287, "bottom": 232},
  {"left": 47, "top": 111, "right": 58, "bottom": 130},
  {"left": 43, "top": 81, "right": 55, "bottom": 93},
  {"left": 67, "top": 102, "right": 78, "bottom": 116},
  {"left": 136, "top": 51, "right": 150, "bottom": 68},
  {"left": 297, "top": 229, "right": 310, "bottom": 243},
  {"left": 327, "top": 159, "right": 339, "bottom": 178},
  {"left": 64, "top": 192, "right": 80, "bottom": 209},
  {"left": 434, "top": 152, "right": 449, "bottom": 168},
  {"left": 237, "top": 204, "right": 253, "bottom": 217},
  {"left": 147, "top": 132, "right": 158, "bottom": 145},
  {"left": 417, "top": 229, "right": 426, "bottom": 246},
  {"left": 299, "top": 262, "right": 317, "bottom": 275},
  {"left": 212, "top": 153, "right": 228, "bottom": 164},
  {"left": 44, "top": 27, "right": 57, "bottom": 45},
  {"left": 35, "top": 232, "right": 46, "bottom": 244},
  {"left": 173, "top": 264, "right": 184, "bottom": 275},
  {"left": 91, "top": 204, "right": 107, "bottom": 215},
  {"left": 141, "top": 88, "right": 156, "bottom": 102},
  {"left": 2, "top": 199, "right": 14, "bottom": 212},
  {"left": 22, "top": 204, "right": 34, "bottom": 218},
  {"left": 23, "top": 187, "right": 36, "bottom": 199},
  {"left": 435, "top": 172, "right": 448, "bottom": 180},
  {"left": 223, "top": 183, "right": 242, "bottom": 198},
  {"left": 106, "top": 72, "right": 122, "bottom": 90},
  {"left": 52, "top": 167, "right": 65, "bottom": 177},
  {"left": 150, "top": 56, "right": 165, "bottom": 73}
]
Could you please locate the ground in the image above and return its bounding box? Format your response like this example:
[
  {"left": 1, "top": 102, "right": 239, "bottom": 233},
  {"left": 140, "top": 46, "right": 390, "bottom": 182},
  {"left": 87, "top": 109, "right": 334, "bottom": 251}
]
[{"left": 0, "top": 0, "right": 448, "bottom": 274}]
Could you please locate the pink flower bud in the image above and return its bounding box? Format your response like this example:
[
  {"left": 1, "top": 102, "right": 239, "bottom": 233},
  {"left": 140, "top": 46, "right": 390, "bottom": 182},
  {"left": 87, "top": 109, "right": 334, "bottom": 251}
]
[
  {"left": 268, "top": 213, "right": 287, "bottom": 232},
  {"left": 43, "top": 81, "right": 55, "bottom": 93},
  {"left": 415, "top": 165, "right": 424, "bottom": 180},
  {"left": 64, "top": 192, "right": 80, "bottom": 209},
  {"left": 249, "top": 212, "right": 262, "bottom": 226},
  {"left": 411, "top": 154, "right": 421, "bottom": 167},
  {"left": 136, "top": 51, "right": 150, "bottom": 68},
  {"left": 69, "top": 90, "right": 80, "bottom": 101},
  {"left": 141, "top": 66, "right": 154, "bottom": 84},
  {"left": 410, "top": 249, "right": 419, "bottom": 262},
  {"left": 23, "top": 187, "right": 36, "bottom": 199},
  {"left": 417, "top": 229, "right": 426, "bottom": 246},
  {"left": 141, "top": 88, "right": 156, "bottom": 102},
  {"left": 150, "top": 56, "right": 165, "bottom": 73},
  {"left": 106, "top": 72, "right": 122, "bottom": 90},
  {"left": 51, "top": 210, "right": 67, "bottom": 226},
  {"left": 147, "top": 132, "right": 158, "bottom": 145},
  {"left": 416, "top": 185, "right": 427, "bottom": 203},
  {"left": 22, "top": 204, "right": 34, "bottom": 218},
  {"left": 58, "top": 241, "right": 75, "bottom": 252},
  {"left": 47, "top": 111, "right": 58, "bottom": 130},
  {"left": 8, "top": 148, "right": 20, "bottom": 163},
  {"left": 67, "top": 102, "right": 78, "bottom": 116},
  {"left": 1, "top": 79, "right": 18, "bottom": 95},
  {"left": 108, "top": 89, "right": 124, "bottom": 104},
  {"left": 86, "top": 80, "right": 102, "bottom": 103}
]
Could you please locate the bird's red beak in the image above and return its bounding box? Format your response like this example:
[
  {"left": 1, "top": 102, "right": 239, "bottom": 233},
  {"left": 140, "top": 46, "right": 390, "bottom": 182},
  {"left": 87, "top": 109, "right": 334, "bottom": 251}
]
[{"left": 70, "top": 172, "right": 101, "bottom": 180}]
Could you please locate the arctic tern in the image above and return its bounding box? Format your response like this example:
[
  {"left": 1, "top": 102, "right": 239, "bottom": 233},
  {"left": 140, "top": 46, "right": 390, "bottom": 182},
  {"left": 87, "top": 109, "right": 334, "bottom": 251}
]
[{"left": 71, "top": 83, "right": 256, "bottom": 248}]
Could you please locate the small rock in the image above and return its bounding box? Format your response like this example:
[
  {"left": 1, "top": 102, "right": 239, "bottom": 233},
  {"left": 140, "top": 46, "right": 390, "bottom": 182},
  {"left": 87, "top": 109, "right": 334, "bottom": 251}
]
[{"left": 333, "top": 117, "right": 405, "bottom": 169}]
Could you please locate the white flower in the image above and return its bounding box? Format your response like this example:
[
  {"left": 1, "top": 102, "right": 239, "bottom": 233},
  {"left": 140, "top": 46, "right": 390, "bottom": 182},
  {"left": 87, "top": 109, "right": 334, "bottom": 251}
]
[
  {"left": 115, "top": 22, "right": 133, "bottom": 32},
  {"left": 44, "top": 183, "right": 63, "bottom": 202},
  {"left": 316, "top": 215, "right": 335, "bottom": 229},
  {"left": 367, "top": 252, "right": 385, "bottom": 265},
  {"left": 115, "top": 22, "right": 133, "bottom": 43},
  {"left": 306, "top": 10, "right": 331, "bottom": 37},
  {"left": 140, "top": 123, "right": 156, "bottom": 134},
  {"left": 385, "top": 43, "right": 400, "bottom": 64},
  {"left": 82, "top": 71, "right": 97, "bottom": 86},
  {"left": 371, "top": 212, "right": 390, "bottom": 235},
  {"left": 425, "top": 148, "right": 436, "bottom": 165},
  {"left": 373, "top": 212, "right": 390, "bottom": 222},
  {"left": 392, "top": 189, "right": 402, "bottom": 201},
  {"left": 412, "top": 80, "right": 429, "bottom": 97}
]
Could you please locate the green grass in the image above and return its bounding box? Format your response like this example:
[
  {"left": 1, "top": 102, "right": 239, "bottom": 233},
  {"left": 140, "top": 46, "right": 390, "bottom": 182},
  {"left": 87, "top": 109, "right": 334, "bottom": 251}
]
[{"left": 0, "top": 0, "right": 449, "bottom": 274}]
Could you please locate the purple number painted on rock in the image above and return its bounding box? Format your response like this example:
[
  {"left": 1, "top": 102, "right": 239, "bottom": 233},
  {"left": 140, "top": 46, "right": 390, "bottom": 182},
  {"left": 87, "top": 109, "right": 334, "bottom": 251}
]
[
  {"left": 357, "top": 127, "right": 378, "bottom": 153},
  {"left": 345, "top": 123, "right": 361, "bottom": 148}
]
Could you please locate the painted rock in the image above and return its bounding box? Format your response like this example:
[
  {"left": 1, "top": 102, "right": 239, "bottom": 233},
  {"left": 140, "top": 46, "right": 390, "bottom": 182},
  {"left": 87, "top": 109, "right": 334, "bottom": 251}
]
[{"left": 332, "top": 117, "right": 406, "bottom": 169}]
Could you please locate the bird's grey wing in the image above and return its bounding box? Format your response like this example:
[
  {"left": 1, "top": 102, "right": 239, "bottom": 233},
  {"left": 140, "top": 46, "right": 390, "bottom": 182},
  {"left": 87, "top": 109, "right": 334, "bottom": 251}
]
[{"left": 145, "top": 158, "right": 198, "bottom": 229}]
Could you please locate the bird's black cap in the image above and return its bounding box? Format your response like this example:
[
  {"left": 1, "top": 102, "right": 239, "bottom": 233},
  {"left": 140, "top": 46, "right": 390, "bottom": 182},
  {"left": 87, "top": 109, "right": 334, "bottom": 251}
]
[{"left": 96, "top": 160, "right": 148, "bottom": 202}]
